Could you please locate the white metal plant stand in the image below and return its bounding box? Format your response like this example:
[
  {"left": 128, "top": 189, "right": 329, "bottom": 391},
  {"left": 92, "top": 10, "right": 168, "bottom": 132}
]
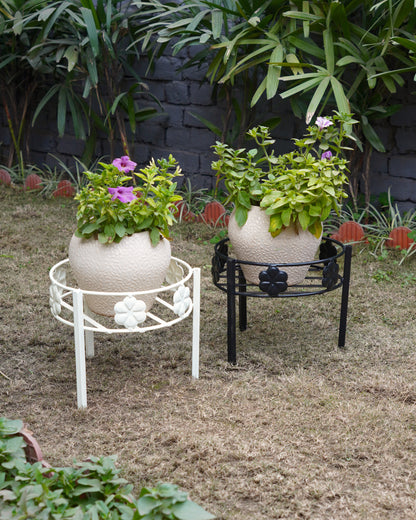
[{"left": 49, "top": 257, "right": 200, "bottom": 409}]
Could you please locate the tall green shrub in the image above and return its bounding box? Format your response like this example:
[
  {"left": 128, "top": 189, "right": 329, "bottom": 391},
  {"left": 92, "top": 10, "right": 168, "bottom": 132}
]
[{"left": 138, "top": 0, "right": 415, "bottom": 206}]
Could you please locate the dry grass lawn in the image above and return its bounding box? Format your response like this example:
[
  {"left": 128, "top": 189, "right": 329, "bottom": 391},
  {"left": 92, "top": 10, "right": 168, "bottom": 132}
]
[{"left": 1, "top": 186, "right": 416, "bottom": 519}]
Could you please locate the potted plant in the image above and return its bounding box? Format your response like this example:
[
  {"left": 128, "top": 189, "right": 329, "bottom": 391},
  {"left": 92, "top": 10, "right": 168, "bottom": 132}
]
[
  {"left": 211, "top": 113, "right": 356, "bottom": 284},
  {"left": 68, "top": 155, "right": 182, "bottom": 316}
]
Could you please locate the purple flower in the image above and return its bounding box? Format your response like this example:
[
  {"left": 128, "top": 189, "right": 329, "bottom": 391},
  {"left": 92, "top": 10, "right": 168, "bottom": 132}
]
[
  {"left": 321, "top": 150, "right": 333, "bottom": 160},
  {"left": 316, "top": 117, "right": 333, "bottom": 130},
  {"left": 112, "top": 156, "right": 137, "bottom": 173},
  {"left": 108, "top": 186, "right": 138, "bottom": 203}
]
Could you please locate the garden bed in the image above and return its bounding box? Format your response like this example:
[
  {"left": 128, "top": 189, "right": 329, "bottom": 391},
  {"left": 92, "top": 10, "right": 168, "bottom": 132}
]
[{"left": 1, "top": 187, "right": 416, "bottom": 519}]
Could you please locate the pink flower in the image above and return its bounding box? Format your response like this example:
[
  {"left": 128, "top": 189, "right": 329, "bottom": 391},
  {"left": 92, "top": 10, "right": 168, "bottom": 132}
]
[
  {"left": 316, "top": 117, "right": 333, "bottom": 130},
  {"left": 112, "top": 156, "right": 137, "bottom": 173},
  {"left": 321, "top": 150, "right": 333, "bottom": 160},
  {"left": 108, "top": 186, "right": 138, "bottom": 203}
]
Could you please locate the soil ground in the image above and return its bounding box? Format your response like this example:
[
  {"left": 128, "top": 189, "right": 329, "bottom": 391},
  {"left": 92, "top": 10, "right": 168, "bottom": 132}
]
[{"left": 1, "top": 186, "right": 416, "bottom": 519}]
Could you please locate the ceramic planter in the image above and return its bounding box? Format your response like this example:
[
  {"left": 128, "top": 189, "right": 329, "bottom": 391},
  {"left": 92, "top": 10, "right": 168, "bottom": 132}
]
[
  {"left": 69, "top": 232, "right": 171, "bottom": 316},
  {"left": 228, "top": 206, "right": 322, "bottom": 285}
]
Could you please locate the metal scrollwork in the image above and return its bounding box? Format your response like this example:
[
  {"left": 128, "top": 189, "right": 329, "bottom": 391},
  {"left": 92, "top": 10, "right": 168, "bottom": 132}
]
[{"left": 259, "top": 266, "right": 288, "bottom": 296}]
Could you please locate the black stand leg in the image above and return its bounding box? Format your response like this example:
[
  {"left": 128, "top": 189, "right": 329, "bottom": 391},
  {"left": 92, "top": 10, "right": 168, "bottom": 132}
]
[
  {"left": 338, "top": 244, "right": 352, "bottom": 348},
  {"left": 238, "top": 267, "right": 247, "bottom": 332},
  {"left": 227, "top": 259, "right": 237, "bottom": 364}
]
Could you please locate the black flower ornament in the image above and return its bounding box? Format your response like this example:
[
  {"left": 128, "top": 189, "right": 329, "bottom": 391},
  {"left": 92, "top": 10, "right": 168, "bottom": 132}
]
[
  {"left": 211, "top": 255, "right": 222, "bottom": 284},
  {"left": 259, "top": 266, "right": 288, "bottom": 296},
  {"left": 322, "top": 260, "right": 339, "bottom": 289},
  {"left": 212, "top": 241, "right": 228, "bottom": 284}
]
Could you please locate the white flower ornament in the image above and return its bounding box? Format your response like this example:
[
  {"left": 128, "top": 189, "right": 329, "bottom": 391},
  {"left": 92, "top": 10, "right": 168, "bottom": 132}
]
[
  {"left": 49, "top": 267, "right": 66, "bottom": 316},
  {"left": 114, "top": 296, "right": 146, "bottom": 329},
  {"left": 173, "top": 285, "right": 192, "bottom": 316}
]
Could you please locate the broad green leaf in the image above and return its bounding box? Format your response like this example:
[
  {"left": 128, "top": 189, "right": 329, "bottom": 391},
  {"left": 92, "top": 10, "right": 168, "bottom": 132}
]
[
  {"left": 287, "top": 35, "right": 325, "bottom": 60},
  {"left": 280, "top": 76, "right": 323, "bottom": 99},
  {"left": 281, "top": 208, "right": 292, "bottom": 227},
  {"left": 63, "top": 46, "right": 79, "bottom": 72},
  {"left": 238, "top": 190, "right": 251, "bottom": 209},
  {"left": 336, "top": 55, "right": 361, "bottom": 67},
  {"left": 306, "top": 75, "right": 330, "bottom": 123},
  {"left": 173, "top": 500, "right": 216, "bottom": 520},
  {"left": 361, "top": 120, "right": 385, "bottom": 153},
  {"left": 266, "top": 44, "right": 283, "bottom": 99},
  {"left": 330, "top": 77, "right": 350, "bottom": 114},
  {"left": 235, "top": 205, "right": 248, "bottom": 227},
  {"left": 269, "top": 213, "right": 283, "bottom": 235},
  {"left": 323, "top": 29, "right": 334, "bottom": 74},
  {"left": 298, "top": 210, "right": 310, "bottom": 230},
  {"left": 211, "top": 9, "right": 223, "bottom": 39},
  {"left": 81, "top": 7, "right": 100, "bottom": 57}
]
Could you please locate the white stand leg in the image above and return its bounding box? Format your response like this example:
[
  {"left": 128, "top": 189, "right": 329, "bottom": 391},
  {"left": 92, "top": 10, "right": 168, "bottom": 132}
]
[
  {"left": 192, "top": 268, "right": 200, "bottom": 379},
  {"left": 73, "top": 289, "right": 87, "bottom": 409},
  {"left": 84, "top": 302, "right": 95, "bottom": 358}
]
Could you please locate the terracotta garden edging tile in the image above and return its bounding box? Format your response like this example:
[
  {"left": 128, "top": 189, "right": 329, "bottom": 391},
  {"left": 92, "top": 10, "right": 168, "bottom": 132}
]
[
  {"left": 387, "top": 226, "right": 414, "bottom": 250},
  {"left": 53, "top": 180, "right": 75, "bottom": 198},
  {"left": 200, "top": 200, "right": 227, "bottom": 227},
  {"left": 24, "top": 173, "right": 42, "bottom": 191},
  {"left": 0, "top": 168, "right": 11, "bottom": 186},
  {"left": 332, "top": 221, "right": 366, "bottom": 243}
]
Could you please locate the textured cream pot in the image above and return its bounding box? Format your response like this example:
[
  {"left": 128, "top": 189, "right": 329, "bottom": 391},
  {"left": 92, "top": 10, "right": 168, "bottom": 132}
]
[
  {"left": 228, "top": 206, "right": 322, "bottom": 285},
  {"left": 68, "top": 232, "right": 171, "bottom": 316}
]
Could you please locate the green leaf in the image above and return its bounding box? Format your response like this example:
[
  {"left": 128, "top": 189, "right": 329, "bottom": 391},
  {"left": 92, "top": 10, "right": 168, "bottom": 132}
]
[
  {"left": 150, "top": 227, "right": 161, "bottom": 246},
  {"left": 280, "top": 76, "right": 323, "bottom": 99},
  {"left": 81, "top": 7, "right": 100, "bottom": 57},
  {"left": 211, "top": 9, "right": 223, "bottom": 39},
  {"left": 281, "top": 208, "right": 292, "bottom": 227},
  {"left": 306, "top": 75, "right": 330, "bottom": 123},
  {"left": 298, "top": 210, "right": 310, "bottom": 230},
  {"left": 266, "top": 44, "right": 283, "bottom": 99},
  {"left": 330, "top": 77, "right": 350, "bottom": 115},
  {"left": 361, "top": 120, "right": 385, "bottom": 153},
  {"left": 234, "top": 205, "right": 248, "bottom": 227},
  {"left": 237, "top": 191, "right": 251, "bottom": 209},
  {"left": 115, "top": 222, "right": 126, "bottom": 238},
  {"left": 173, "top": 500, "right": 216, "bottom": 520},
  {"left": 323, "top": 29, "right": 334, "bottom": 74}
]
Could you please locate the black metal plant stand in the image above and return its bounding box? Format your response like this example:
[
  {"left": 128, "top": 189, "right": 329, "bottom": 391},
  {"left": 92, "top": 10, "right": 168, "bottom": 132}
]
[{"left": 211, "top": 237, "right": 352, "bottom": 364}]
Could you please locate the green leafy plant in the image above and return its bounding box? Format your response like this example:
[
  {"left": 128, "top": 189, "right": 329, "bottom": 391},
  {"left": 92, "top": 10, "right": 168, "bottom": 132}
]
[
  {"left": 29, "top": 0, "right": 161, "bottom": 161},
  {"left": 212, "top": 112, "right": 355, "bottom": 237},
  {"left": 0, "top": 417, "right": 215, "bottom": 519},
  {"left": 74, "top": 155, "right": 183, "bottom": 245},
  {"left": 139, "top": 0, "right": 415, "bottom": 207}
]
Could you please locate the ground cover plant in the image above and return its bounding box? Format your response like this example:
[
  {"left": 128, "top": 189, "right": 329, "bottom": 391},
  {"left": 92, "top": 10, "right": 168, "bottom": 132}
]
[{"left": 1, "top": 186, "right": 416, "bottom": 518}]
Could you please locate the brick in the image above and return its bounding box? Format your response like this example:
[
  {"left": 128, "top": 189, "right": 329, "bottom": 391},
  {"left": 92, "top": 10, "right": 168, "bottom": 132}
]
[
  {"left": 57, "top": 136, "right": 87, "bottom": 156},
  {"left": 389, "top": 155, "right": 416, "bottom": 179},
  {"left": 150, "top": 56, "right": 183, "bottom": 81},
  {"left": 189, "top": 83, "right": 214, "bottom": 105},
  {"left": 390, "top": 105, "right": 416, "bottom": 126},
  {"left": 166, "top": 81, "right": 189, "bottom": 105},
  {"left": 395, "top": 127, "right": 416, "bottom": 153}
]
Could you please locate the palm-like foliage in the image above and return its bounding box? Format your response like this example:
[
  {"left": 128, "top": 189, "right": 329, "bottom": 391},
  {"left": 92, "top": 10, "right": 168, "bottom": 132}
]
[
  {"left": 137, "top": 0, "right": 416, "bottom": 205},
  {"left": 0, "top": 0, "right": 50, "bottom": 167},
  {"left": 30, "top": 0, "right": 160, "bottom": 160}
]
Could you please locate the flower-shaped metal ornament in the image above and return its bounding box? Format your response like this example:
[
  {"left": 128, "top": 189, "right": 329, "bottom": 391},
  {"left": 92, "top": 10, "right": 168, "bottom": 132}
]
[
  {"left": 49, "top": 284, "right": 62, "bottom": 316},
  {"left": 49, "top": 267, "right": 66, "bottom": 316},
  {"left": 173, "top": 285, "right": 192, "bottom": 316},
  {"left": 322, "top": 260, "right": 339, "bottom": 289},
  {"left": 114, "top": 296, "right": 146, "bottom": 329},
  {"left": 259, "top": 266, "right": 288, "bottom": 296},
  {"left": 165, "top": 259, "right": 184, "bottom": 286}
]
